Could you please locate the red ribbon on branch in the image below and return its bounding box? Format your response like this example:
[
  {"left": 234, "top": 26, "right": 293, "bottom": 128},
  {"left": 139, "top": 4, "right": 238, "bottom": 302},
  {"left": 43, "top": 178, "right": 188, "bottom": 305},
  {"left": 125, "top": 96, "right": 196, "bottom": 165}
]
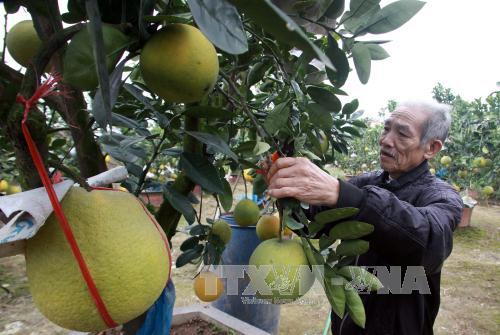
[{"left": 16, "top": 75, "right": 118, "bottom": 328}]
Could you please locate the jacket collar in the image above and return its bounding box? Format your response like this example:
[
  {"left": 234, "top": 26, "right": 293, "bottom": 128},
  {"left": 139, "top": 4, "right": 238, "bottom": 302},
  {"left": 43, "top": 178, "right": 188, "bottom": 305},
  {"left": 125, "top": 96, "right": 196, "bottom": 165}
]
[{"left": 380, "top": 160, "right": 430, "bottom": 190}]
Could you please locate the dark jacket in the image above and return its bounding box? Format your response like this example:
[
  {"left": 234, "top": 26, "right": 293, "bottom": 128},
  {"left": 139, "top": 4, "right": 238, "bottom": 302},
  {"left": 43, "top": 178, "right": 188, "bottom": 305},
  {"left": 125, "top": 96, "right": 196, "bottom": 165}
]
[{"left": 311, "top": 160, "right": 463, "bottom": 335}]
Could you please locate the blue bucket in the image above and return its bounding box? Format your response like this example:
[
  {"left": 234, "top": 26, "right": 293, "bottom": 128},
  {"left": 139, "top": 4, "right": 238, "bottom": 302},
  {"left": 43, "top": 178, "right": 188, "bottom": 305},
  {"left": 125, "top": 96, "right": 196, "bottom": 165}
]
[{"left": 212, "top": 214, "right": 281, "bottom": 334}]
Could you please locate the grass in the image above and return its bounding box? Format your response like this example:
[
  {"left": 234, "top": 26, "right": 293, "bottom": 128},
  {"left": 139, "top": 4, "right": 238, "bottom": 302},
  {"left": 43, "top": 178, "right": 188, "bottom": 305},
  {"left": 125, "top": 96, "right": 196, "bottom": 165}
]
[{"left": 0, "top": 184, "right": 498, "bottom": 334}]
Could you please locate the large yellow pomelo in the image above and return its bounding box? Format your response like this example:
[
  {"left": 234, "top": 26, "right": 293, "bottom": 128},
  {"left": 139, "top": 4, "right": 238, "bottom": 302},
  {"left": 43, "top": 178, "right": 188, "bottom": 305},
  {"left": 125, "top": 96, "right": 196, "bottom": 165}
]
[
  {"left": 6, "top": 20, "right": 41, "bottom": 67},
  {"left": 25, "top": 187, "right": 170, "bottom": 332},
  {"left": 249, "top": 238, "right": 315, "bottom": 304},
  {"left": 139, "top": 24, "right": 219, "bottom": 103}
]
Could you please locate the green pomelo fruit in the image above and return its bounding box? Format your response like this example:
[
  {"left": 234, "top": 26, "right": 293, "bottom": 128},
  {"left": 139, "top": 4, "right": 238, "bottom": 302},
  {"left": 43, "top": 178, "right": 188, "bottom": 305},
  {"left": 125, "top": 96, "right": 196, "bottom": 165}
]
[
  {"left": 249, "top": 238, "right": 315, "bottom": 304},
  {"left": 233, "top": 199, "right": 260, "bottom": 227},
  {"left": 26, "top": 187, "right": 170, "bottom": 332},
  {"left": 6, "top": 20, "right": 41, "bottom": 67},
  {"left": 211, "top": 219, "right": 232, "bottom": 245},
  {"left": 63, "top": 25, "right": 129, "bottom": 91}
]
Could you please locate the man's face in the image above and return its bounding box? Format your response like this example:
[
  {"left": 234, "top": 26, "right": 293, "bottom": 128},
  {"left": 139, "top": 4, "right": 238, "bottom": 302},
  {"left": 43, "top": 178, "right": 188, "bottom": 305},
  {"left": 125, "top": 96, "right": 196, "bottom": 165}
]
[{"left": 379, "top": 107, "right": 429, "bottom": 178}]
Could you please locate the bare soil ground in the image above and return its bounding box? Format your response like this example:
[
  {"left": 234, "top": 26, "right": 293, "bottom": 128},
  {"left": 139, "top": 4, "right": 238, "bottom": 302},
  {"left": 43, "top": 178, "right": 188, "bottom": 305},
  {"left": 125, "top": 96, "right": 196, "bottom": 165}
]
[{"left": 0, "top": 181, "right": 498, "bottom": 334}]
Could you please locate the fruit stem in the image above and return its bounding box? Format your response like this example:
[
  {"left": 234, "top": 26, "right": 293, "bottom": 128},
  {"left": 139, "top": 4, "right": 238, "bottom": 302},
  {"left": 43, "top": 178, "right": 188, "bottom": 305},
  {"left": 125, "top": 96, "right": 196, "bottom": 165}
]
[{"left": 278, "top": 203, "right": 283, "bottom": 242}]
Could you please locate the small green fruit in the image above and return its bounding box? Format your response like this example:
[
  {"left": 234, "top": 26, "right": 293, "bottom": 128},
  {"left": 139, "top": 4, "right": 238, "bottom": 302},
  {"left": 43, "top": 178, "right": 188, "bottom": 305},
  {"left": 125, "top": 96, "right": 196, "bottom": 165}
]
[
  {"left": 211, "top": 219, "right": 232, "bottom": 245},
  {"left": 233, "top": 199, "right": 260, "bottom": 227}
]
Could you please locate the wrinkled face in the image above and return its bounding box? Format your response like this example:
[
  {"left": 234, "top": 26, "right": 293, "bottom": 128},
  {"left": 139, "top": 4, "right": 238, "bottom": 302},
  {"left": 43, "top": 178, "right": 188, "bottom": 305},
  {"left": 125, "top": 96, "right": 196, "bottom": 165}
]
[{"left": 379, "top": 107, "right": 429, "bottom": 178}]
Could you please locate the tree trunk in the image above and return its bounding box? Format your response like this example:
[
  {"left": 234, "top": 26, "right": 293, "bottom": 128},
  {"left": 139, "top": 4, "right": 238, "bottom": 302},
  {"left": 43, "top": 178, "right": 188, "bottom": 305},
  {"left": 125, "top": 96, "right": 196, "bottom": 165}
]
[
  {"left": 28, "top": 1, "right": 107, "bottom": 178},
  {"left": 156, "top": 115, "right": 201, "bottom": 243}
]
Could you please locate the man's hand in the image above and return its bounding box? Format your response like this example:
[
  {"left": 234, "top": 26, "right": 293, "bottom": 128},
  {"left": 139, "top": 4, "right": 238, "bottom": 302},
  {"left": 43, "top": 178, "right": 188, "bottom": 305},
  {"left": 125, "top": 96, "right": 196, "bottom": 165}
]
[{"left": 266, "top": 157, "right": 340, "bottom": 206}]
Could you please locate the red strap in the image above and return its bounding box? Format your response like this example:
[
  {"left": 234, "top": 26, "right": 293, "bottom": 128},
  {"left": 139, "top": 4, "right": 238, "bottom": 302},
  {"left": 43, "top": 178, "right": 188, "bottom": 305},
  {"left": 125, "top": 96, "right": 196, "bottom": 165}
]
[{"left": 17, "top": 76, "right": 118, "bottom": 328}]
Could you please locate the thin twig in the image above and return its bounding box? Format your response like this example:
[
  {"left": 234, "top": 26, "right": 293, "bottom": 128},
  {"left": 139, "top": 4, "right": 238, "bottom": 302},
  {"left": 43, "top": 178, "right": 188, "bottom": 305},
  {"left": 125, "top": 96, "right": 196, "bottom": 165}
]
[
  {"left": 213, "top": 195, "right": 221, "bottom": 220},
  {"left": 242, "top": 169, "right": 247, "bottom": 198},
  {"left": 48, "top": 159, "right": 91, "bottom": 190},
  {"left": 2, "top": 13, "right": 7, "bottom": 63},
  {"left": 47, "top": 127, "right": 71, "bottom": 134},
  {"left": 218, "top": 71, "right": 276, "bottom": 145},
  {"left": 134, "top": 130, "right": 168, "bottom": 196},
  {"left": 197, "top": 191, "right": 203, "bottom": 224},
  {"left": 244, "top": 24, "right": 290, "bottom": 83}
]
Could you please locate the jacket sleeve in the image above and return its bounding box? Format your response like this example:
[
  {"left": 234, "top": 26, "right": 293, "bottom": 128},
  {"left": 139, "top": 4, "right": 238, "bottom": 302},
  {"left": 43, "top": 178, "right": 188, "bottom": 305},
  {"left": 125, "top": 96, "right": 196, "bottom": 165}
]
[{"left": 337, "top": 181, "right": 463, "bottom": 274}]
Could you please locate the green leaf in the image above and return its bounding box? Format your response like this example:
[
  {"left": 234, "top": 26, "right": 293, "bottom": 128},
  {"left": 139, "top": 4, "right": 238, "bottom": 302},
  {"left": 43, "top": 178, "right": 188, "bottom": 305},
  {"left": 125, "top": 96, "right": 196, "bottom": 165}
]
[
  {"left": 351, "top": 43, "right": 371, "bottom": 84},
  {"left": 307, "top": 103, "right": 334, "bottom": 131},
  {"left": 125, "top": 163, "right": 143, "bottom": 178},
  {"left": 123, "top": 83, "right": 157, "bottom": 113},
  {"left": 230, "top": 0, "right": 334, "bottom": 70},
  {"left": 179, "top": 153, "right": 225, "bottom": 194},
  {"left": 336, "top": 239, "right": 369, "bottom": 257},
  {"left": 314, "top": 208, "right": 359, "bottom": 225},
  {"left": 180, "top": 236, "right": 200, "bottom": 252},
  {"left": 336, "top": 255, "right": 357, "bottom": 267},
  {"left": 219, "top": 177, "right": 234, "bottom": 212},
  {"left": 85, "top": 1, "right": 112, "bottom": 122},
  {"left": 344, "top": 284, "right": 366, "bottom": 328},
  {"left": 301, "top": 237, "right": 325, "bottom": 269},
  {"left": 234, "top": 141, "right": 257, "bottom": 156},
  {"left": 284, "top": 213, "right": 304, "bottom": 230},
  {"left": 307, "top": 86, "right": 342, "bottom": 112},
  {"left": 324, "top": 274, "right": 346, "bottom": 318},
  {"left": 100, "top": 134, "right": 141, "bottom": 163},
  {"left": 290, "top": 80, "right": 306, "bottom": 107},
  {"left": 252, "top": 174, "right": 267, "bottom": 196},
  {"left": 365, "top": 43, "right": 390, "bottom": 60},
  {"left": 324, "top": 0, "right": 345, "bottom": 19},
  {"left": 365, "top": 0, "right": 425, "bottom": 34},
  {"left": 189, "top": 224, "right": 210, "bottom": 236},
  {"left": 329, "top": 221, "right": 374, "bottom": 240},
  {"left": 253, "top": 141, "right": 271, "bottom": 156},
  {"left": 264, "top": 101, "right": 290, "bottom": 134},
  {"left": 337, "top": 266, "right": 383, "bottom": 291},
  {"left": 342, "top": 99, "right": 359, "bottom": 115},
  {"left": 186, "top": 131, "right": 239, "bottom": 161},
  {"left": 351, "top": 119, "right": 368, "bottom": 128},
  {"left": 50, "top": 138, "right": 67, "bottom": 149},
  {"left": 349, "top": 0, "right": 380, "bottom": 17},
  {"left": 184, "top": 106, "right": 234, "bottom": 120},
  {"left": 176, "top": 245, "right": 204, "bottom": 267},
  {"left": 186, "top": 0, "right": 248, "bottom": 54},
  {"left": 342, "top": 126, "right": 362, "bottom": 137},
  {"left": 319, "top": 234, "right": 334, "bottom": 250},
  {"left": 111, "top": 112, "right": 151, "bottom": 136},
  {"left": 307, "top": 221, "right": 327, "bottom": 236},
  {"left": 247, "top": 60, "right": 273, "bottom": 86},
  {"left": 92, "top": 58, "right": 128, "bottom": 129},
  {"left": 4, "top": 0, "right": 21, "bottom": 13},
  {"left": 163, "top": 183, "right": 197, "bottom": 224},
  {"left": 326, "top": 36, "right": 349, "bottom": 88},
  {"left": 342, "top": 5, "right": 379, "bottom": 34}
]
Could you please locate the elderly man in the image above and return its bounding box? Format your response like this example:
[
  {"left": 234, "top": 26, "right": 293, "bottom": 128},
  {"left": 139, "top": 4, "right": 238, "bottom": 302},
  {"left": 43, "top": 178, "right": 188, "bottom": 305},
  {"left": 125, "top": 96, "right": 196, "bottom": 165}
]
[{"left": 267, "top": 101, "right": 463, "bottom": 334}]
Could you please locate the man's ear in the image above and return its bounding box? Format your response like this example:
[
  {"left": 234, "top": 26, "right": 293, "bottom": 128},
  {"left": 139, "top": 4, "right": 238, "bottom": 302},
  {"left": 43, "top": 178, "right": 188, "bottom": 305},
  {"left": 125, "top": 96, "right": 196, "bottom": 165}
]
[{"left": 423, "top": 139, "right": 443, "bottom": 160}]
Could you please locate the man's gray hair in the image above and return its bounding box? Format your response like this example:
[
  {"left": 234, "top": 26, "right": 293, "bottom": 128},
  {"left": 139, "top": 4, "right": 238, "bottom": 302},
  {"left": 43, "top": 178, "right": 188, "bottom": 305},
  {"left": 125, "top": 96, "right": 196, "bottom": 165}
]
[{"left": 397, "top": 100, "right": 452, "bottom": 146}]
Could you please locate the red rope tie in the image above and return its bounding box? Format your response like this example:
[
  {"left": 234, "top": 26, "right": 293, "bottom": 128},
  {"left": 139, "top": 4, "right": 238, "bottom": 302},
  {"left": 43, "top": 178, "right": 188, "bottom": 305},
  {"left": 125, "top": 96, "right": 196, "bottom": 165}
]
[{"left": 17, "top": 76, "right": 118, "bottom": 328}]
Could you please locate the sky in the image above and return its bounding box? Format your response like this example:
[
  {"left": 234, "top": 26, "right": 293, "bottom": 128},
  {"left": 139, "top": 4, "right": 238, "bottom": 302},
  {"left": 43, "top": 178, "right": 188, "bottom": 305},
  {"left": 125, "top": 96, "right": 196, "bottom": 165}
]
[
  {"left": 342, "top": 0, "right": 500, "bottom": 117},
  {"left": 1, "top": 0, "right": 499, "bottom": 119}
]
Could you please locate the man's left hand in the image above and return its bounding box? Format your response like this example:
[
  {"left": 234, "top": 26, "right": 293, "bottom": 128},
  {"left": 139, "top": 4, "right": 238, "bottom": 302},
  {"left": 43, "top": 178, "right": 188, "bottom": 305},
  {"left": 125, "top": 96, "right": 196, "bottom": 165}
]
[{"left": 266, "top": 157, "right": 340, "bottom": 206}]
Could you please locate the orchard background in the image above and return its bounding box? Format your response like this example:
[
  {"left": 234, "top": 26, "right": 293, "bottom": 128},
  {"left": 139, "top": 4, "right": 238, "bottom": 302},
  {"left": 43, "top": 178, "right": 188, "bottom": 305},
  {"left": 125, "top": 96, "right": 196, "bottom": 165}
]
[{"left": 0, "top": 0, "right": 498, "bottom": 334}]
